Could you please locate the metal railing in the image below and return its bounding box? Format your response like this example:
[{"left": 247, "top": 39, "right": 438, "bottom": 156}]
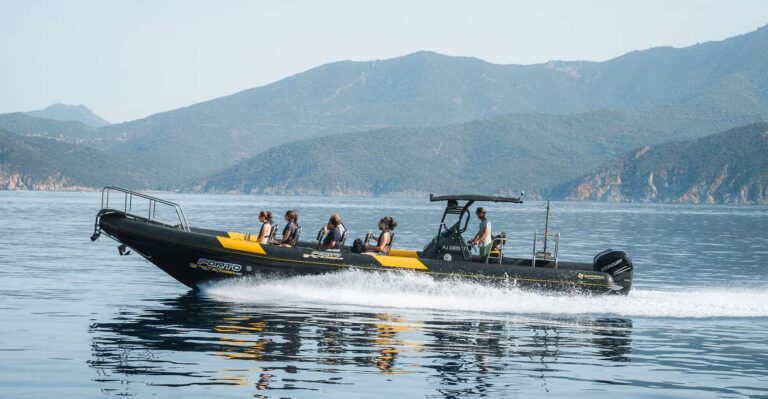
[
  {"left": 532, "top": 231, "right": 559, "bottom": 268},
  {"left": 100, "top": 186, "right": 190, "bottom": 231}
]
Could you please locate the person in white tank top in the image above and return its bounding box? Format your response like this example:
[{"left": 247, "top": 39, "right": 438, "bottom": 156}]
[{"left": 257, "top": 210, "right": 273, "bottom": 244}]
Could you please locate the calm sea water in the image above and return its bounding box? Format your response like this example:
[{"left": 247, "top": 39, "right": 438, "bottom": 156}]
[{"left": 1, "top": 191, "right": 767, "bottom": 398}]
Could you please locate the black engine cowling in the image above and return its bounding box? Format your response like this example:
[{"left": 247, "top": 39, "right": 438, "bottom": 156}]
[{"left": 593, "top": 249, "right": 633, "bottom": 295}]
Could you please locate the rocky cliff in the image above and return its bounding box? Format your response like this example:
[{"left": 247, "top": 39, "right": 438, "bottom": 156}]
[
  {"left": 0, "top": 168, "right": 71, "bottom": 190},
  {"left": 555, "top": 123, "right": 768, "bottom": 204},
  {"left": 0, "top": 128, "right": 143, "bottom": 190}
]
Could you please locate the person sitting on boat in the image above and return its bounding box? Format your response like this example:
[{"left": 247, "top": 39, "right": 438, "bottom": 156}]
[
  {"left": 363, "top": 216, "right": 397, "bottom": 255},
  {"left": 256, "top": 210, "right": 273, "bottom": 245},
  {"left": 470, "top": 207, "right": 492, "bottom": 259},
  {"left": 321, "top": 213, "right": 345, "bottom": 250},
  {"left": 318, "top": 213, "right": 336, "bottom": 239},
  {"left": 280, "top": 210, "right": 300, "bottom": 246}
]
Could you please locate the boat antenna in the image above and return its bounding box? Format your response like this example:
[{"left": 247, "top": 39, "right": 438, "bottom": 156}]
[{"left": 543, "top": 201, "right": 550, "bottom": 254}]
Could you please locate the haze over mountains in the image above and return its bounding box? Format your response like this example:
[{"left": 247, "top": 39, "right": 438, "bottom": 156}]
[
  {"left": 2, "top": 24, "right": 768, "bottom": 203},
  {"left": 26, "top": 103, "right": 111, "bottom": 128}
]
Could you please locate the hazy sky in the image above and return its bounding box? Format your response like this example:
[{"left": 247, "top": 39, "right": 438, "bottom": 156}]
[{"left": 1, "top": 0, "right": 767, "bottom": 122}]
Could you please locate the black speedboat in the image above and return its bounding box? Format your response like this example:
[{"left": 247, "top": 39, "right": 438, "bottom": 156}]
[{"left": 91, "top": 186, "right": 633, "bottom": 295}]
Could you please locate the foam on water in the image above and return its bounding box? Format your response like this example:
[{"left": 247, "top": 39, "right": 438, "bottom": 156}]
[{"left": 201, "top": 270, "right": 768, "bottom": 318}]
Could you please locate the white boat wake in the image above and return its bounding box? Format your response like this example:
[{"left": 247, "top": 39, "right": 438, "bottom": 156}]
[{"left": 202, "top": 269, "right": 768, "bottom": 318}]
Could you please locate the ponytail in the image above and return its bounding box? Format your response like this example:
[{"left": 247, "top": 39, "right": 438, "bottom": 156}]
[
  {"left": 286, "top": 210, "right": 298, "bottom": 224},
  {"left": 384, "top": 216, "right": 397, "bottom": 230},
  {"left": 259, "top": 210, "right": 273, "bottom": 224}
]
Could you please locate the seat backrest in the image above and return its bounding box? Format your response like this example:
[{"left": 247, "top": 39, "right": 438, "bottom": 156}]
[
  {"left": 491, "top": 232, "right": 506, "bottom": 250},
  {"left": 316, "top": 227, "right": 326, "bottom": 249},
  {"left": 267, "top": 224, "right": 279, "bottom": 243},
  {"left": 485, "top": 233, "right": 506, "bottom": 263},
  {"left": 290, "top": 226, "right": 302, "bottom": 246},
  {"left": 338, "top": 229, "right": 348, "bottom": 248},
  {"left": 384, "top": 232, "right": 395, "bottom": 255},
  {"left": 363, "top": 231, "right": 375, "bottom": 245}
]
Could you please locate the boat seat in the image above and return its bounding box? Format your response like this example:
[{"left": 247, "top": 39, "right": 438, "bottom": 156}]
[
  {"left": 485, "top": 232, "right": 506, "bottom": 264},
  {"left": 385, "top": 232, "right": 395, "bottom": 255},
  {"left": 289, "top": 226, "right": 302, "bottom": 246},
  {"left": 267, "top": 224, "right": 280, "bottom": 244},
  {"left": 243, "top": 223, "right": 279, "bottom": 244}
]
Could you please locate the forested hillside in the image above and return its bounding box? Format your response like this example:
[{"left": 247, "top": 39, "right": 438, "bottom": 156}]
[
  {"left": 551, "top": 123, "right": 768, "bottom": 204},
  {"left": 0, "top": 128, "right": 142, "bottom": 190},
  {"left": 189, "top": 110, "right": 759, "bottom": 196}
]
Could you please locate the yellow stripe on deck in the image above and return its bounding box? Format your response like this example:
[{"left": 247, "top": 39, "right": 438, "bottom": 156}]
[
  {"left": 371, "top": 255, "right": 427, "bottom": 270},
  {"left": 227, "top": 231, "right": 245, "bottom": 240},
  {"left": 227, "top": 231, "right": 260, "bottom": 242},
  {"left": 217, "top": 236, "right": 267, "bottom": 255},
  {"left": 388, "top": 249, "right": 419, "bottom": 258}
]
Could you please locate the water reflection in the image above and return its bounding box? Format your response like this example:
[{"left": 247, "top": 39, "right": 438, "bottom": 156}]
[{"left": 88, "top": 293, "right": 633, "bottom": 397}]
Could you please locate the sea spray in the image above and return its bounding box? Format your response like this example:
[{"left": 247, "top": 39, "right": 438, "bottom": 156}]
[{"left": 202, "top": 269, "right": 768, "bottom": 318}]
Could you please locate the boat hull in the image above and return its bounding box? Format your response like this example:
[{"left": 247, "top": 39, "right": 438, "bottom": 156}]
[{"left": 97, "top": 211, "right": 629, "bottom": 294}]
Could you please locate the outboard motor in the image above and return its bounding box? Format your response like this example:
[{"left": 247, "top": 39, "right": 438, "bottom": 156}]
[{"left": 593, "top": 249, "right": 633, "bottom": 295}]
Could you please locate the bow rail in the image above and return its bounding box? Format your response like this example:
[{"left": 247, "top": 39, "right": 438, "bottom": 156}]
[{"left": 99, "top": 186, "right": 189, "bottom": 232}]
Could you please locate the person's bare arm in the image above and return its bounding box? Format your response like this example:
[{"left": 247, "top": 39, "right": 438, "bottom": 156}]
[
  {"left": 257, "top": 224, "right": 269, "bottom": 242},
  {"left": 281, "top": 225, "right": 291, "bottom": 243},
  {"left": 366, "top": 231, "right": 390, "bottom": 253},
  {"left": 479, "top": 225, "right": 490, "bottom": 243}
]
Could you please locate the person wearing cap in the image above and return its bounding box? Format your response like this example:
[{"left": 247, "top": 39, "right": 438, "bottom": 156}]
[{"left": 470, "top": 207, "right": 492, "bottom": 259}]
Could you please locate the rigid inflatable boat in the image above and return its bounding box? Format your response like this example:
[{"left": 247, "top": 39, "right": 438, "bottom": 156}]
[{"left": 91, "top": 186, "right": 633, "bottom": 295}]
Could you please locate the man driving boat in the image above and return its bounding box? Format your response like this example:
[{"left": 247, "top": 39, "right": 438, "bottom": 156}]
[{"left": 470, "top": 207, "right": 492, "bottom": 259}]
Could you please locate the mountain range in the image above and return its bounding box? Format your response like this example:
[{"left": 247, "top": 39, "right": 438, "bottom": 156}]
[
  {"left": 1, "top": 24, "right": 768, "bottom": 203},
  {"left": 99, "top": 25, "right": 768, "bottom": 184},
  {"left": 26, "top": 103, "right": 111, "bottom": 128},
  {"left": 189, "top": 109, "right": 763, "bottom": 196}
]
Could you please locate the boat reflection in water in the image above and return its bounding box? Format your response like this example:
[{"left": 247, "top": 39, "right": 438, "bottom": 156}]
[{"left": 88, "top": 293, "right": 633, "bottom": 397}]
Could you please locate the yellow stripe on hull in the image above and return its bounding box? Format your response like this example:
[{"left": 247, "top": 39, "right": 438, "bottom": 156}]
[
  {"left": 388, "top": 249, "right": 419, "bottom": 258},
  {"left": 217, "top": 236, "right": 267, "bottom": 255},
  {"left": 371, "top": 255, "right": 427, "bottom": 270}
]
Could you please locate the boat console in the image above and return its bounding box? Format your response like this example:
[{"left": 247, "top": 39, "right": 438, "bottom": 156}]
[{"left": 421, "top": 194, "right": 522, "bottom": 262}]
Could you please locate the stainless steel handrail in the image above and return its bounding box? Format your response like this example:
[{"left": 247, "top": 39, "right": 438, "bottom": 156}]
[
  {"left": 532, "top": 231, "right": 559, "bottom": 268},
  {"left": 100, "top": 186, "right": 190, "bottom": 231}
]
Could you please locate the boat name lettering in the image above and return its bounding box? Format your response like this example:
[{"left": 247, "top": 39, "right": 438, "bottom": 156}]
[
  {"left": 192, "top": 258, "right": 243, "bottom": 274},
  {"left": 304, "top": 250, "right": 344, "bottom": 261},
  {"left": 440, "top": 245, "right": 463, "bottom": 252},
  {"left": 577, "top": 273, "right": 605, "bottom": 280}
]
